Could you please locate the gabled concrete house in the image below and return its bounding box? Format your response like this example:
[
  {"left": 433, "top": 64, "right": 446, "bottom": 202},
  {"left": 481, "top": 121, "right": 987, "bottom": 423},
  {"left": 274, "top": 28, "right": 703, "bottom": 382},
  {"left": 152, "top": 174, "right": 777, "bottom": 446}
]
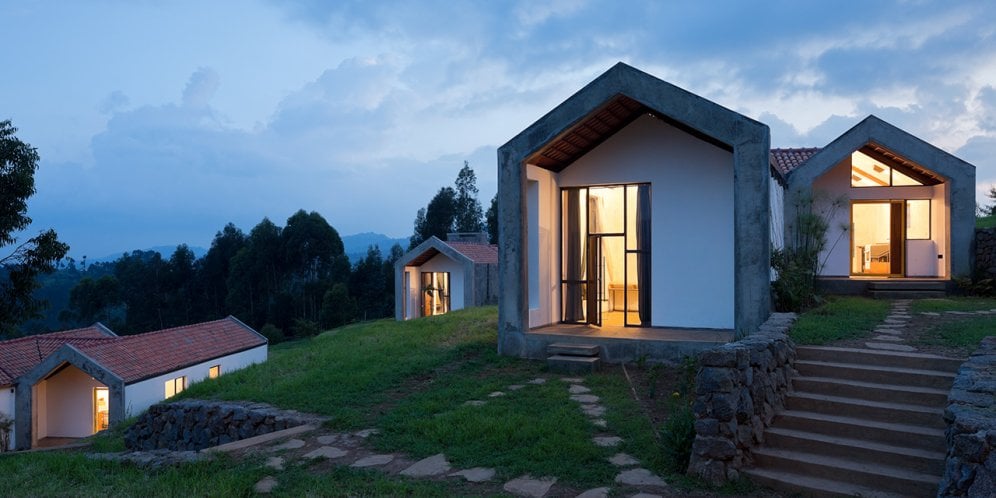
[
  {"left": 496, "top": 62, "right": 773, "bottom": 360},
  {"left": 395, "top": 233, "right": 499, "bottom": 320},
  {"left": 1, "top": 316, "right": 267, "bottom": 450},
  {"left": 781, "top": 116, "right": 975, "bottom": 290}
]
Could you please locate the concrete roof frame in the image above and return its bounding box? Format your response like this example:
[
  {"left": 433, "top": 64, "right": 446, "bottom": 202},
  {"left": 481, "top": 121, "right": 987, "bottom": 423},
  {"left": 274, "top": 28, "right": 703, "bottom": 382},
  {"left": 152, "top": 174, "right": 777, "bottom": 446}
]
[
  {"left": 785, "top": 115, "right": 976, "bottom": 277},
  {"left": 496, "top": 62, "right": 772, "bottom": 355}
]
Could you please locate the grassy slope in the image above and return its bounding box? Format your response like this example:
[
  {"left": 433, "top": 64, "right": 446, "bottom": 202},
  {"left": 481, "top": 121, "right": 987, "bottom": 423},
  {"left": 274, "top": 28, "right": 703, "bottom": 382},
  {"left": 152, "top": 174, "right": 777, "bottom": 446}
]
[
  {"left": 789, "top": 297, "right": 891, "bottom": 345},
  {"left": 1, "top": 306, "right": 694, "bottom": 496}
]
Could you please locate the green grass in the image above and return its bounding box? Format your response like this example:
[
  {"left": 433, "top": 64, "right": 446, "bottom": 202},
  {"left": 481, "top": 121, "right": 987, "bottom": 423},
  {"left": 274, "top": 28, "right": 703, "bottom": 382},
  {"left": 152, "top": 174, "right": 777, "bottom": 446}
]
[
  {"left": 789, "top": 296, "right": 891, "bottom": 345},
  {"left": 4, "top": 306, "right": 698, "bottom": 496},
  {"left": 914, "top": 315, "right": 996, "bottom": 350},
  {"left": 976, "top": 215, "right": 996, "bottom": 228},
  {"left": 912, "top": 297, "right": 996, "bottom": 313},
  {"left": 181, "top": 306, "right": 498, "bottom": 428}
]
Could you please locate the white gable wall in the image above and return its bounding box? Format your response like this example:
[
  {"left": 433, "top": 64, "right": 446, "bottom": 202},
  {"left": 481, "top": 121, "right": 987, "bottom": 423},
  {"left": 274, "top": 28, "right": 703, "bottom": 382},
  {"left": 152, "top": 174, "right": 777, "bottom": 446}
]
[
  {"left": 528, "top": 114, "right": 735, "bottom": 330},
  {"left": 124, "top": 345, "right": 267, "bottom": 417},
  {"left": 1, "top": 386, "right": 14, "bottom": 450},
  {"left": 40, "top": 365, "right": 104, "bottom": 438},
  {"left": 813, "top": 159, "right": 947, "bottom": 277},
  {"left": 526, "top": 166, "right": 561, "bottom": 328}
]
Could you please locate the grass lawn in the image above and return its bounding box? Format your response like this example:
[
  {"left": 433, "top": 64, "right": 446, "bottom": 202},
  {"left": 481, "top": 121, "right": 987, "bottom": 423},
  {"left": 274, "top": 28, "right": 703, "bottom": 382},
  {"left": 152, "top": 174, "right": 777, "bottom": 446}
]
[
  {"left": 789, "top": 297, "right": 891, "bottom": 345},
  {"left": 1, "top": 306, "right": 719, "bottom": 496},
  {"left": 913, "top": 315, "right": 996, "bottom": 350},
  {"left": 976, "top": 215, "right": 996, "bottom": 229},
  {"left": 912, "top": 297, "right": 996, "bottom": 313}
]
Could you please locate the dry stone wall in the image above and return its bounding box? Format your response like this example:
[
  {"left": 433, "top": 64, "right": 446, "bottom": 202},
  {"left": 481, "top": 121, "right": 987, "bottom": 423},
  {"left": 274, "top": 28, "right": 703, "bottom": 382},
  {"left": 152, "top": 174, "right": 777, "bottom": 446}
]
[
  {"left": 975, "top": 228, "right": 996, "bottom": 280},
  {"left": 687, "top": 313, "right": 797, "bottom": 484},
  {"left": 124, "top": 400, "right": 319, "bottom": 451},
  {"left": 938, "top": 336, "right": 996, "bottom": 497}
]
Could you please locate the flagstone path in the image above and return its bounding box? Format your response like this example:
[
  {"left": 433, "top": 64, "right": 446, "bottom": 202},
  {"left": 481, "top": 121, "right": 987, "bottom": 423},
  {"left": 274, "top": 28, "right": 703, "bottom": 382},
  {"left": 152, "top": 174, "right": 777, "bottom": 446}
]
[
  {"left": 245, "top": 375, "right": 672, "bottom": 497},
  {"left": 865, "top": 299, "right": 919, "bottom": 352}
]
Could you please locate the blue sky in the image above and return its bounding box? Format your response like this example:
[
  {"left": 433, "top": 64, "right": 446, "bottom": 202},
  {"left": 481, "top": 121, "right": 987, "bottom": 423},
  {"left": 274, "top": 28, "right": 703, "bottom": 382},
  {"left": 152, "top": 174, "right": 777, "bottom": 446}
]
[{"left": 3, "top": 0, "right": 995, "bottom": 258}]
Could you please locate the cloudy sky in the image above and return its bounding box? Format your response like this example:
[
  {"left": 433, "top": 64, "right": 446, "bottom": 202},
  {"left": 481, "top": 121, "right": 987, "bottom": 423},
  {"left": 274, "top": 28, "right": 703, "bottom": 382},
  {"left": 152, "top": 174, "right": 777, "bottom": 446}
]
[{"left": 3, "top": 0, "right": 995, "bottom": 258}]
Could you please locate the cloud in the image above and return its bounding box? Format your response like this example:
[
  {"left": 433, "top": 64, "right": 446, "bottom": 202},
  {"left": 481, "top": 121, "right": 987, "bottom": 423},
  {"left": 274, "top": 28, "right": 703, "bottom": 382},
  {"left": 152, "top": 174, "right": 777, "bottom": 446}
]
[
  {"left": 98, "top": 90, "right": 130, "bottom": 114},
  {"left": 182, "top": 67, "right": 220, "bottom": 109}
]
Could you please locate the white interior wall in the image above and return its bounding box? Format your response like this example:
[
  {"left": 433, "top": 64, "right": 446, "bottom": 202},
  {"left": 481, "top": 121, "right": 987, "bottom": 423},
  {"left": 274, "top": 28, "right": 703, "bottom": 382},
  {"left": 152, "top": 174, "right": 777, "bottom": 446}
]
[
  {"left": 1, "top": 386, "right": 14, "bottom": 450},
  {"left": 43, "top": 365, "right": 104, "bottom": 438},
  {"left": 770, "top": 176, "right": 785, "bottom": 251},
  {"left": 535, "top": 114, "right": 735, "bottom": 329},
  {"left": 418, "top": 255, "right": 466, "bottom": 312},
  {"left": 33, "top": 382, "right": 46, "bottom": 443},
  {"left": 402, "top": 268, "right": 417, "bottom": 319},
  {"left": 125, "top": 345, "right": 267, "bottom": 417},
  {"left": 813, "top": 158, "right": 947, "bottom": 277},
  {"left": 526, "top": 165, "right": 560, "bottom": 328}
]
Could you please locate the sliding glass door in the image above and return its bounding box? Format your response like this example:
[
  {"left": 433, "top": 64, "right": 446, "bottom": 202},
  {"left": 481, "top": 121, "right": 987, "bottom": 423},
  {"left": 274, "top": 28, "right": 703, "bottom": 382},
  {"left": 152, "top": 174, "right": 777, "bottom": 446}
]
[{"left": 562, "top": 184, "right": 651, "bottom": 327}]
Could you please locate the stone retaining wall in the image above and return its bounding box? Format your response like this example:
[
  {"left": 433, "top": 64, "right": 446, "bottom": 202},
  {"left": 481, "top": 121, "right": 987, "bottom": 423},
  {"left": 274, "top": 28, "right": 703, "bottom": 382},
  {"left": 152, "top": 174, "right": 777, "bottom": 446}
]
[
  {"left": 975, "top": 228, "right": 996, "bottom": 281},
  {"left": 124, "top": 400, "right": 320, "bottom": 451},
  {"left": 687, "top": 312, "right": 797, "bottom": 484},
  {"left": 938, "top": 336, "right": 996, "bottom": 497}
]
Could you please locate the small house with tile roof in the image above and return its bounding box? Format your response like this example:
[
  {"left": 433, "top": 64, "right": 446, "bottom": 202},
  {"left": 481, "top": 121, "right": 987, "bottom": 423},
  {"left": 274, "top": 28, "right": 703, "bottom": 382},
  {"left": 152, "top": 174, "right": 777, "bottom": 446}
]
[
  {"left": 395, "top": 233, "right": 499, "bottom": 320},
  {"left": 780, "top": 116, "right": 975, "bottom": 289},
  {"left": 2, "top": 316, "right": 267, "bottom": 450}
]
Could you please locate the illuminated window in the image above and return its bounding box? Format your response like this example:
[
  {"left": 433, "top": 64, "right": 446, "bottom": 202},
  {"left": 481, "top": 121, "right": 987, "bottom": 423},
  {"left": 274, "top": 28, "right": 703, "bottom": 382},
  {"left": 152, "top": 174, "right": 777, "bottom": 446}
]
[
  {"left": 165, "top": 376, "right": 186, "bottom": 398},
  {"left": 907, "top": 200, "right": 930, "bottom": 240},
  {"left": 850, "top": 151, "right": 925, "bottom": 188},
  {"left": 209, "top": 365, "right": 221, "bottom": 379}
]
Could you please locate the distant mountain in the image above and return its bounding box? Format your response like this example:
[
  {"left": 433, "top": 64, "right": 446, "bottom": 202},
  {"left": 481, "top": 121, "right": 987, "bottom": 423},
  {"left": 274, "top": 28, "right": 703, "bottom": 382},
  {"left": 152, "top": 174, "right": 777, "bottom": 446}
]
[
  {"left": 342, "top": 232, "right": 408, "bottom": 263},
  {"left": 90, "top": 245, "right": 209, "bottom": 263}
]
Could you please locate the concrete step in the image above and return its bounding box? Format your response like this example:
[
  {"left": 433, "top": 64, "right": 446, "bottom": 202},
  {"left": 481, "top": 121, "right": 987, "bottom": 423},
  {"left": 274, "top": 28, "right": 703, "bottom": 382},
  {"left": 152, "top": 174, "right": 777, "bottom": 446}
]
[
  {"left": 763, "top": 427, "right": 946, "bottom": 474},
  {"left": 785, "top": 392, "right": 945, "bottom": 428},
  {"left": 546, "top": 343, "right": 600, "bottom": 357},
  {"left": 869, "top": 290, "right": 946, "bottom": 299},
  {"left": 791, "top": 376, "right": 950, "bottom": 407},
  {"left": 752, "top": 447, "right": 940, "bottom": 497},
  {"left": 796, "top": 346, "right": 963, "bottom": 373},
  {"left": 744, "top": 467, "right": 907, "bottom": 498},
  {"left": 773, "top": 410, "right": 945, "bottom": 452},
  {"left": 794, "top": 360, "right": 956, "bottom": 389},
  {"left": 546, "top": 355, "right": 600, "bottom": 374},
  {"left": 867, "top": 281, "right": 946, "bottom": 291}
]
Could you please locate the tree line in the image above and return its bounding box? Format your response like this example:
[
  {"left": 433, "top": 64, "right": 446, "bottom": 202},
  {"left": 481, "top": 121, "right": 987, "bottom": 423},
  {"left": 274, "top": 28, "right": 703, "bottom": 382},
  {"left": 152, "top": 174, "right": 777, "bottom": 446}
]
[{"left": 409, "top": 161, "right": 499, "bottom": 248}]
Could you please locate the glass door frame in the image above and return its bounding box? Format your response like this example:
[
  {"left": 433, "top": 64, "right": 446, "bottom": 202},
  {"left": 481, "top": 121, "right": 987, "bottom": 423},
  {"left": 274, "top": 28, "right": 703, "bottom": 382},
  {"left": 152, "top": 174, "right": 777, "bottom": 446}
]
[{"left": 850, "top": 200, "right": 906, "bottom": 277}]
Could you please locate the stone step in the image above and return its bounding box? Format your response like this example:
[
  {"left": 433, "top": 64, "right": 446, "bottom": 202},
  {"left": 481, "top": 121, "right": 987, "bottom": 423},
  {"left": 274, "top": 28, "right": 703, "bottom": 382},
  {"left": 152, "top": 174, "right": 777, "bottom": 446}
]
[
  {"left": 869, "top": 290, "right": 947, "bottom": 299},
  {"left": 791, "top": 376, "right": 951, "bottom": 407},
  {"left": 751, "top": 447, "right": 940, "bottom": 497},
  {"left": 867, "top": 281, "right": 946, "bottom": 291},
  {"left": 785, "top": 392, "right": 945, "bottom": 428},
  {"left": 796, "top": 346, "right": 963, "bottom": 372},
  {"left": 546, "top": 343, "right": 600, "bottom": 357},
  {"left": 794, "top": 360, "right": 956, "bottom": 389},
  {"left": 744, "top": 467, "right": 907, "bottom": 498},
  {"left": 547, "top": 355, "right": 600, "bottom": 374},
  {"left": 763, "top": 427, "right": 946, "bottom": 474},
  {"left": 773, "top": 410, "right": 945, "bottom": 452}
]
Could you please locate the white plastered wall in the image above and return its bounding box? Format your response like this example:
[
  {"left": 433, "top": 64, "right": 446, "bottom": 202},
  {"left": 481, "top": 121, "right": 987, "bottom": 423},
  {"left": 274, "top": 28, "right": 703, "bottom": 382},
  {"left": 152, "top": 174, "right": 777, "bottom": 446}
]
[
  {"left": 526, "top": 166, "right": 560, "bottom": 328},
  {"left": 813, "top": 158, "right": 948, "bottom": 277},
  {"left": 1, "top": 385, "right": 14, "bottom": 449},
  {"left": 402, "top": 254, "right": 466, "bottom": 319},
  {"left": 124, "top": 345, "right": 267, "bottom": 417},
  {"left": 527, "top": 114, "right": 735, "bottom": 329},
  {"left": 39, "top": 365, "right": 105, "bottom": 438}
]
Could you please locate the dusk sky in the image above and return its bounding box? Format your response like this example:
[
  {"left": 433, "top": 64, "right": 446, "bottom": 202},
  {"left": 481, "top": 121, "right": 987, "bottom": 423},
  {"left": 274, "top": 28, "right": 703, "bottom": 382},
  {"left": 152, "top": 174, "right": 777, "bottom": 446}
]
[{"left": 3, "top": 0, "right": 995, "bottom": 259}]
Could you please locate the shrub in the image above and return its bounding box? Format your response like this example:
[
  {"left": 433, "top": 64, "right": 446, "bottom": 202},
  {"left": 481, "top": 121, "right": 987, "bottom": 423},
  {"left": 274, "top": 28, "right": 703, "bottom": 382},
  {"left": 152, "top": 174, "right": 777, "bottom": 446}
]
[
  {"left": 660, "top": 403, "right": 695, "bottom": 473},
  {"left": 291, "top": 318, "right": 320, "bottom": 338},
  {"left": 0, "top": 413, "right": 12, "bottom": 452},
  {"left": 773, "top": 190, "right": 846, "bottom": 311},
  {"left": 259, "top": 323, "right": 285, "bottom": 344}
]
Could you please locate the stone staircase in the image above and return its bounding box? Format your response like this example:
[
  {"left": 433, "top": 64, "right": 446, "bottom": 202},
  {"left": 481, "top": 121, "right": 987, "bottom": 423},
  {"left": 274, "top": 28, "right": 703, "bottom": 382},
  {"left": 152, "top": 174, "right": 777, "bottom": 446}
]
[
  {"left": 546, "top": 343, "right": 601, "bottom": 373},
  {"left": 745, "top": 346, "right": 960, "bottom": 497},
  {"left": 867, "top": 280, "right": 946, "bottom": 299}
]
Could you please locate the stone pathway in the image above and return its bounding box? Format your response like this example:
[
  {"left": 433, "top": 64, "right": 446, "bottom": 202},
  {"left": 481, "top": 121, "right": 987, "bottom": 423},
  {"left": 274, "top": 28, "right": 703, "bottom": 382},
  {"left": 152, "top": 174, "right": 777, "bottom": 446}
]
[
  {"left": 243, "top": 374, "right": 671, "bottom": 496},
  {"left": 865, "top": 299, "right": 918, "bottom": 352}
]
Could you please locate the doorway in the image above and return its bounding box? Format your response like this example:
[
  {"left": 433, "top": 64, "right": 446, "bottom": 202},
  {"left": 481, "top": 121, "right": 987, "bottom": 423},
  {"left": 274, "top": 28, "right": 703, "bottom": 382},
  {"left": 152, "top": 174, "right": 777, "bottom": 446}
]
[
  {"left": 93, "top": 387, "right": 109, "bottom": 433},
  {"left": 851, "top": 201, "right": 904, "bottom": 276},
  {"left": 562, "top": 184, "right": 651, "bottom": 327}
]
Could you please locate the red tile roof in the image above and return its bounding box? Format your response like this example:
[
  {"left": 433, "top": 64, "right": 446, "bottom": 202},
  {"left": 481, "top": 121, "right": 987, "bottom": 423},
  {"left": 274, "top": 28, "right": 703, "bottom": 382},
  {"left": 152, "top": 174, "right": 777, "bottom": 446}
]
[
  {"left": 771, "top": 147, "right": 821, "bottom": 176},
  {"left": 0, "top": 326, "right": 116, "bottom": 386},
  {"left": 448, "top": 241, "right": 499, "bottom": 264},
  {"left": 0, "top": 317, "right": 266, "bottom": 385}
]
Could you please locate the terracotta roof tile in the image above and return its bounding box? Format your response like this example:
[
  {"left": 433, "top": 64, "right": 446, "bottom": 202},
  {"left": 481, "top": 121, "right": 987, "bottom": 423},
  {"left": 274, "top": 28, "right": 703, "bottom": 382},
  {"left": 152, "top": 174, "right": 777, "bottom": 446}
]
[
  {"left": 448, "top": 241, "right": 499, "bottom": 264},
  {"left": 0, "top": 317, "right": 266, "bottom": 386},
  {"left": 0, "top": 326, "right": 115, "bottom": 386},
  {"left": 771, "top": 147, "right": 821, "bottom": 176}
]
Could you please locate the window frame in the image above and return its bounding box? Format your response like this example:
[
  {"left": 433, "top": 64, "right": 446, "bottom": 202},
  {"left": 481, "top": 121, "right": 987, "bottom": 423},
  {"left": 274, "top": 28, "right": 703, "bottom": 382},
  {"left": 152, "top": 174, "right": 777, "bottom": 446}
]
[
  {"left": 165, "top": 376, "right": 186, "bottom": 398},
  {"left": 208, "top": 365, "right": 221, "bottom": 379}
]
